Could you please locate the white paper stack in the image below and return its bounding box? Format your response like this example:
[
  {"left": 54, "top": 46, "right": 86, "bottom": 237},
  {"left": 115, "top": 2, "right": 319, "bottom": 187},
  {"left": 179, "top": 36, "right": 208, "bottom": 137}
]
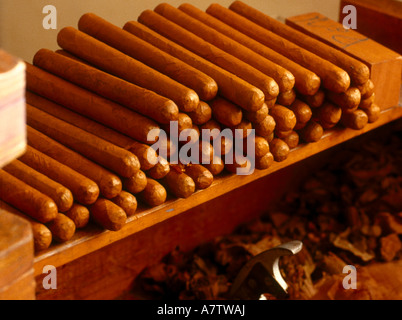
[{"left": 0, "top": 49, "right": 26, "bottom": 168}]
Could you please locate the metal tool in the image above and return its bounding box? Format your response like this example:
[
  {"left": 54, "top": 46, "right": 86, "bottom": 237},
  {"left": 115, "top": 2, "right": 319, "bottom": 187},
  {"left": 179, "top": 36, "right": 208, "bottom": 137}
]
[{"left": 229, "top": 240, "right": 303, "bottom": 300}]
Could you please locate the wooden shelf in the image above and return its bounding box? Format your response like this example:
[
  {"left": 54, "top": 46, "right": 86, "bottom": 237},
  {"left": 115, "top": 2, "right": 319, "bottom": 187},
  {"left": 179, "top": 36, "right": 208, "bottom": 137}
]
[{"left": 32, "top": 105, "right": 402, "bottom": 277}]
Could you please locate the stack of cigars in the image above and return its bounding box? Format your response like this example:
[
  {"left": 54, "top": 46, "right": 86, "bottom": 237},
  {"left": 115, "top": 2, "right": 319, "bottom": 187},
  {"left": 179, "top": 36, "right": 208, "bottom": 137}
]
[{"left": 0, "top": 1, "right": 381, "bottom": 252}]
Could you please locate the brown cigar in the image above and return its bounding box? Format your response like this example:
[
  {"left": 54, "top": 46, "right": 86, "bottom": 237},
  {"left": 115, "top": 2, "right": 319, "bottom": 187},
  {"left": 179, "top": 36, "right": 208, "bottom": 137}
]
[
  {"left": 164, "top": 3, "right": 295, "bottom": 93},
  {"left": 230, "top": 1, "right": 369, "bottom": 86},
  {"left": 182, "top": 3, "right": 320, "bottom": 96},
  {"left": 244, "top": 102, "right": 269, "bottom": 123},
  {"left": 27, "top": 104, "right": 140, "bottom": 178},
  {"left": 46, "top": 213, "right": 76, "bottom": 242},
  {"left": 162, "top": 170, "right": 196, "bottom": 198},
  {"left": 111, "top": 191, "right": 138, "bottom": 217},
  {"left": 0, "top": 170, "right": 58, "bottom": 224},
  {"left": 255, "top": 152, "right": 274, "bottom": 170},
  {"left": 210, "top": 98, "right": 243, "bottom": 127},
  {"left": 289, "top": 99, "right": 313, "bottom": 125},
  {"left": 253, "top": 115, "right": 276, "bottom": 138},
  {"left": 138, "top": 178, "right": 167, "bottom": 207},
  {"left": 277, "top": 89, "right": 296, "bottom": 106},
  {"left": 207, "top": 3, "right": 350, "bottom": 93},
  {"left": 123, "top": 20, "right": 265, "bottom": 111},
  {"left": 269, "top": 138, "right": 290, "bottom": 162},
  {"left": 200, "top": 119, "right": 221, "bottom": 141},
  {"left": 245, "top": 135, "right": 270, "bottom": 158},
  {"left": 27, "top": 126, "right": 121, "bottom": 199},
  {"left": 326, "top": 87, "right": 361, "bottom": 112},
  {"left": 89, "top": 198, "right": 127, "bottom": 231},
  {"left": 359, "top": 93, "right": 375, "bottom": 110},
  {"left": 57, "top": 27, "right": 199, "bottom": 113},
  {"left": 78, "top": 13, "right": 218, "bottom": 102},
  {"left": 203, "top": 156, "right": 225, "bottom": 176},
  {"left": 298, "top": 89, "right": 325, "bottom": 108},
  {"left": 274, "top": 129, "right": 293, "bottom": 139},
  {"left": 225, "top": 152, "right": 254, "bottom": 175},
  {"left": 25, "top": 62, "right": 159, "bottom": 144},
  {"left": 231, "top": 119, "right": 253, "bottom": 139},
  {"left": 300, "top": 121, "right": 324, "bottom": 142},
  {"left": 129, "top": 142, "right": 158, "bottom": 171},
  {"left": 360, "top": 103, "right": 381, "bottom": 123},
  {"left": 269, "top": 105, "right": 297, "bottom": 131},
  {"left": 146, "top": 156, "right": 171, "bottom": 180},
  {"left": 3, "top": 160, "right": 73, "bottom": 213},
  {"left": 64, "top": 203, "right": 90, "bottom": 229},
  {"left": 19, "top": 146, "right": 100, "bottom": 205},
  {"left": 184, "top": 164, "right": 214, "bottom": 189},
  {"left": 123, "top": 170, "right": 148, "bottom": 194},
  {"left": 315, "top": 102, "right": 342, "bottom": 127},
  {"left": 356, "top": 79, "right": 375, "bottom": 100},
  {"left": 33, "top": 48, "right": 179, "bottom": 124},
  {"left": 281, "top": 131, "right": 300, "bottom": 149},
  {"left": 341, "top": 109, "right": 369, "bottom": 130},
  {"left": 187, "top": 101, "right": 212, "bottom": 125}
]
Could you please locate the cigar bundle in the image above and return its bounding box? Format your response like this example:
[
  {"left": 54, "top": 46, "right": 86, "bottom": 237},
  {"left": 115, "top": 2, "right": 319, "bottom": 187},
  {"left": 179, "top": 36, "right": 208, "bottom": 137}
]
[{"left": 1, "top": 1, "right": 386, "bottom": 252}]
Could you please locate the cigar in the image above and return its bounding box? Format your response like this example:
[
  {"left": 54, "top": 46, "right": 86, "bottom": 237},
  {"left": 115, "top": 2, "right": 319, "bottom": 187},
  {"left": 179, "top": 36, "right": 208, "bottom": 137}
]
[
  {"left": 64, "top": 203, "right": 90, "bottom": 229},
  {"left": 198, "top": 140, "right": 215, "bottom": 164},
  {"left": 3, "top": 160, "right": 74, "bottom": 213},
  {"left": 25, "top": 63, "right": 160, "bottom": 144},
  {"left": 207, "top": 3, "right": 350, "bottom": 93},
  {"left": 129, "top": 142, "right": 158, "bottom": 171},
  {"left": 203, "top": 156, "right": 225, "bottom": 176},
  {"left": 111, "top": 191, "right": 138, "bottom": 217},
  {"left": 244, "top": 102, "right": 269, "bottom": 123},
  {"left": 57, "top": 27, "right": 199, "bottom": 113},
  {"left": 46, "top": 213, "right": 76, "bottom": 242},
  {"left": 78, "top": 13, "right": 218, "bottom": 102},
  {"left": 27, "top": 126, "right": 122, "bottom": 199},
  {"left": 255, "top": 152, "right": 274, "bottom": 170},
  {"left": 231, "top": 119, "right": 253, "bottom": 139},
  {"left": 138, "top": 178, "right": 167, "bottom": 207},
  {"left": 298, "top": 89, "right": 325, "bottom": 108},
  {"left": 182, "top": 3, "right": 320, "bottom": 96},
  {"left": 187, "top": 101, "right": 212, "bottom": 125},
  {"left": 153, "top": 136, "right": 178, "bottom": 160},
  {"left": 145, "top": 156, "right": 170, "bottom": 180},
  {"left": 26, "top": 91, "right": 136, "bottom": 150},
  {"left": 89, "top": 198, "right": 127, "bottom": 231},
  {"left": 269, "top": 138, "right": 290, "bottom": 162},
  {"left": 230, "top": 1, "right": 369, "bottom": 86},
  {"left": 315, "top": 102, "right": 342, "bottom": 128},
  {"left": 300, "top": 121, "right": 324, "bottom": 142},
  {"left": 20, "top": 146, "right": 100, "bottom": 205},
  {"left": 359, "top": 93, "right": 375, "bottom": 110},
  {"left": 245, "top": 136, "right": 270, "bottom": 158},
  {"left": 123, "top": 170, "right": 148, "bottom": 194},
  {"left": 269, "top": 105, "right": 297, "bottom": 131},
  {"left": 289, "top": 99, "right": 313, "bottom": 125},
  {"left": 33, "top": 48, "right": 179, "bottom": 124},
  {"left": 123, "top": 21, "right": 265, "bottom": 112},
  {"left": 164, "top": 3, "right": 295, "bottom": 93},
  {"left": 225, "top": 152, "right": 254, "bottom": 175},
  {"left": 0, "top": 200, "right": 53, "bottom": 252},
  {"left": 281, "top": 131, "right": 300, "bottom": 149},
  {"left": 326, "top": 87, "right": 361, "bottom": 112},
  {"left": 356, "top": 79, "right": 375, "bottom": 100},
  {"left": 277, "top": 89, "right": 296, "bottom": 106},
  {"left": 162, "top": 170, "right": 196, "bottom": 198},
  {"left": 184, "top": 164, "right": 214, "bottom": 190},
  {"left": 274, "top": 129, "right": 293, "bottom": 139},
  {"left": 341, "top": 109, "right": 369, "bottom": 130},
  {"left": 27, "top": 104, "right": 140, "bottom": 178},
  {"left": 360, "top": 103, "right": 381, "bottom": 123},
  {"left": 200, "top": 119, "right": 221, "bottom": 141},
  {"left": 253, "top": 115, "right": 276, "bottom": 140},
  {"left": 210, "top": 98, "right": 243, "bottom": 127},
  {"left": 217, "top": 134, "right": 234, "bottom": 156}
]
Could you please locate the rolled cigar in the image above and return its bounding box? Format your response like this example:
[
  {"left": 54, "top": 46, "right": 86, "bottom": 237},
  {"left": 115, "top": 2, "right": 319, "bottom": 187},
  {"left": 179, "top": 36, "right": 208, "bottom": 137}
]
[
  {"left": 289, "top": 99, "right": 313, "bottom": 125},
  {"left": 0, "top": 170, "right": 58, "bottom": 223},
  {"left": 225, "top": 153, "right": 253, "bottom": 175},
  {"left": 281, "top": 131, "right": 299, "bottom": 149},
  {"left": 274, "top": 129, "right": 293, "bottom": 139},
  {"left": 55, "top": 49, "right": 88, "bottom": 64},
  {"left": 200, "top": 119, "right": 221, "bottom": 141},
  {"left": 265, "top": 98, "right": 277, "bottom": 110},
  {"left": 230, "top": 1, "right": 369, "bottom": 86},
  {"left": 46, "top": 213, "right": 76, "bottom": 242},
  {"left": 57, "top": 27, "right": 199, "bottom": 113},
  {"left": 154, "top": 136, "right": 178, "bottom": 160},
  {"left": 181, "top": 3, "right": 320, "bottom": 96},
  {"left": 27, "top": 126, "right": 121, "bottom": 200},
  {"left": 146, "top": 156, "right": 170, "bottom": 180},
  {"left": 3, "top": 160, "right": 73, "bottom": 213},
  {"left": 269, "top": 105, "right": 297, "bottom": 131},
  {"left": 26, "top": 91, "right": 136, "bottom": 150},
  {"left": 123, "top": 170, "right": 148, "bottom": 194},
  {"left": 203, "top": 156, "right": 225, "bottom": 176},
  {"left": 78, "top": 13, "right": 218, "bottom": 102},
  {"left": 89, "top": 198, "right": 127, "bottom": 231},
  {"left": 266, "top": 132, "right": 275, "bottom": 143},
  {"left": 299, "top": 89, "right": 325, "bottom": 108},
  {"left": 269, "top": 138, "right": 290, "bottom": 162},
  {"left": 359, "top": 93, "right": 375, "bottom": 110},
  {"left": 315, "top": 102, "right": 342, "bottom": 127},
  {"left": 255, "top": 152, "right": 274, "bottom": 170},
  {"left": 207, "top": 4, "right": 350, "bottom": 93},
  {"left": 231, "top": 119, "right": 253, "bottom": 139},
  {"left": 64, "top": 203, "right": 90, "bottom": 229},
  {"left": 244, "top": 102, "right": 268, "bottom": 123},
  {"left": 0, "top": 200, "right": 52, "bottom": 252},
  {"left": 187, "top": 101, "right": 212, "bottom": 125},
  {"left": 245, "top": 136, "right": 270, "bottom": 158},
  {"left": 218, "top": 134, "right": 234, "bottom": 156},
  {"left": 25, "top": 63, "right": 159, "bottom": 144},
  {"left": 33, "top": 48, "right": 179, "bottom": 124},
  {"left": 356, "top": 79, "right": 375, "bottom": 100},
  {"left": 210, "top": 98, "right": 243, "bottom": 127},
  {"left": 277, "top": 89, "right": 296, "bottom": 106},
  {"left": 199, "top": 140, "right": 215, "bottom": 164},
  {"left": 129, "top": 142, "right": 158, "bottom": 171},
  {"left": 161, "top": 3, "right": 295, "bottom": 93},
  {"left": 27, "top": 104, "right": 140, "bottom": 178},
  {"left": 294, "top": 122, "right": 308, "bottom": 131},
  {"left": 123, "top": 21, "right": 265, "bottom": 112},
  {"left": 162, "top": 170, "right": 195, "bottom": 198},
  {"left": 326, "top": 87, "right": 361, "bottom": 112},
  {"left": 19, "top": 146, "right": 100, "bottom": 205},
  {"left": 360, "top": 103, "right": 381, "bottom": 123},
  {"left": 254, "top": 115, "right": 276, "bottom": 141},
  {"left": 300, "top": 121, "right": 324, "bottom": 142},
  {"left": 341, "top": 109, "right": 369, "bottom": 130},
  {"left": 138, "top": 178, "right": 167, "bottom": 207},
  {"left": 184, "top": 164, "right": 214, "bottom": 189},
  {"left": 162, "top": 113, "right": 193, "bottom": 137},
  {"left": 111, "top": 191, "right": 138, "bottom": 217},
  {"left": 138, "top": 9, "right": 279, "bottom": 103}
]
